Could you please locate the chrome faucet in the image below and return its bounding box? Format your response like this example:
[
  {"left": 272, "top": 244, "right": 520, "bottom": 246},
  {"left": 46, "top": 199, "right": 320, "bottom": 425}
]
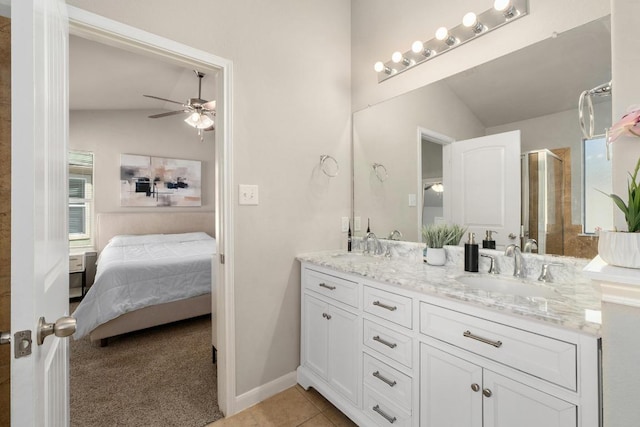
[
  {"left": 504, "top": 244, "right": 525, "bottom": 278},
  {"left": 388, "top": 230, "right": 403, "bottom": 241},
  {"left": 363, "top": 232, "right": 383, "bottom": 255},
  {"left": 523, "top": 238, "right": 538, "bottom": 253}
]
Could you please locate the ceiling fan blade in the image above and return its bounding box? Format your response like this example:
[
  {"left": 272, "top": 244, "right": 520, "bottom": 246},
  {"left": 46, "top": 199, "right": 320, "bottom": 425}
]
[
  {"left": 143, "top": 94, "right": 187, "bottom": 107},
  {"left": 202, "top": 100, "right": 217, "bottom": 111},
  {"left": 148, "top": 110, "right": 188, "bottom": 119}
]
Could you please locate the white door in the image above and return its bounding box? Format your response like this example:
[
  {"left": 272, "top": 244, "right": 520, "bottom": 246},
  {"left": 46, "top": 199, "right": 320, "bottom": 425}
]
[
  {"left": 444, "top": 130, "right": 521, "bottom": 249},
  {"left": 11, "top": 0, "right": 72, "bottom": 426},
  {"left": 303, "top": 295, "right": 329, "bottom": 379},
  {"left": 483, "top": 370, "right": 576, "bottom": 427},
  {"left": 327, "top": 305, "right": 358, "bottom": 404},
  {"left": 420, "top": 344, "right": 482, "bottom": 427}
]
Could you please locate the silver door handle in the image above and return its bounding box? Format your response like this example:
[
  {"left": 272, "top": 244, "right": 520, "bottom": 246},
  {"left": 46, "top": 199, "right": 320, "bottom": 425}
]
[
  {"left": 318, "top": 283, "right": 336, "bottom": 290},
  {"left": 373, "top": 301, "right": 397, "bottom": 311},
  {"left": 373, "top": 335, "right": 397, "bottom": 349},
  {"left": 463, "top": 330, "right": 502, "bottom": 348},
  {"left": 373, "top": 371, "right": 397, "bottom": 387},
  {"left": 372, "top": 404, "right": 397, "bottom": 424},
  {"left": 37, "top": 316, "right": 76, "bottom": 345},
  {"left": 0, "top": 331, "right": 10, "bottom": 345}
]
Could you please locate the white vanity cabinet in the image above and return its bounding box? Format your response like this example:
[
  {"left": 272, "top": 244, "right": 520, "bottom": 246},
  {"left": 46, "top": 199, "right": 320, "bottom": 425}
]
[
  {"left": 299, "top": 267, "right": 361, "bottom": 409},
  {"left": 421, "top": 344, "right": 577, "bottom": 427},
  {"left": 297, "top": 261, "right": 601, "bottom": 427}
]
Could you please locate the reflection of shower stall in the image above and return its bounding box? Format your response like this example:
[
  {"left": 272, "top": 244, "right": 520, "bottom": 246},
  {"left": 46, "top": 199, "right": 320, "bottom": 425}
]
[{"left": 521, "top": 150, "right": 564, "bottom": 255}]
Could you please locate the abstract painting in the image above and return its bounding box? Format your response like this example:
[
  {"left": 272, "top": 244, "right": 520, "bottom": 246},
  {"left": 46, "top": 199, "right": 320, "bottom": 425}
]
[{"left": 120, "top": 154, "right": 202, "bottom": 207}]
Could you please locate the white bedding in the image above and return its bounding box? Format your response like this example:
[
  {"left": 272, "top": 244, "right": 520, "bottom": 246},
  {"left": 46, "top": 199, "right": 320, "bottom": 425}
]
[{"left": 72, "top": 232, "right": 216, "bottom": 339}]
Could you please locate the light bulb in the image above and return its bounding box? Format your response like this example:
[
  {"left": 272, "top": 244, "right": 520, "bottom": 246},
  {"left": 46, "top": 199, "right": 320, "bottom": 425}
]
[
  {"left": 374, "top": 61, "right": 385, "bottom": 72},
  {"left": 432, "top": 183, "right": 444, "bottom": 193},
  {"left": 435, "top": 27, "right": 449, "bottom": 41},
  {"left": 411, "top": 40, "right": 424, "bottom": 54},
  {"left": 493, "top": 0, "right": 511, "bottom": 11},
  {"left": 462, "top": 12, "right": 477, "bottom": 28},
  {"left": 391, "top": 51, "right": 403, "bottom": 63}
]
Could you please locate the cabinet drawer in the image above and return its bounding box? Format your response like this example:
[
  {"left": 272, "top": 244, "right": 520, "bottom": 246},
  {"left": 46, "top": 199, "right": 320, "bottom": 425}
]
[
  {"left": 363, "top": 353, "right": 412, "bottom": 411},
  {"left": 420, "top": 302, "right": 577, "bottom": 390},
  {"left": 364, "top": 386, "right": 412, "bottom": 427},
  {"left": 364, "top": 286, "right": 412, "bottom": 329},
  {"left": 305, "top": 268, "right": 359, "bottom": 308},
  {"left": 364, "top": 319, "right": 413, "bottom": 368},
  {"left": 69, "top": 254, "right": 84, "bottom": 273}
]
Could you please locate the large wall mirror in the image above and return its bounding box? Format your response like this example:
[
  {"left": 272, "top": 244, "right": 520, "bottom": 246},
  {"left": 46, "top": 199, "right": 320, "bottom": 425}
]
[{"left": 353, "top": 16, "right": 611, "bottom": 258}]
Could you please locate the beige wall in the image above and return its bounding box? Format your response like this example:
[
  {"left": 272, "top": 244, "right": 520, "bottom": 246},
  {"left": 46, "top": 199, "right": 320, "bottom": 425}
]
[
  {"left": 66, "top": 0, "right": 352, "bottom": 396},
  {"left": 70, "top": 109, "right": 216, "bottom": 217}
]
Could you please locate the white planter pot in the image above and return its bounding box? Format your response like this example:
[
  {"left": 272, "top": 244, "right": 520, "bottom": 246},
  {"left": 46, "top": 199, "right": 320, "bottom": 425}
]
[
  {"left": 426, "top": 247, "right": 447, "bottom": 266},
  {"left": 598, "top": 231, "right": 640, "bottom": 269}
]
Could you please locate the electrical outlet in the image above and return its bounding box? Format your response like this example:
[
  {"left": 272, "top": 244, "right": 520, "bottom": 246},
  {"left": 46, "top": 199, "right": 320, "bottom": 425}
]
[
  {"left": 239, "top": 184, "right": 259, "bottom": 205},
  {"left": 341, "top": 217, "right": 349, "bottom": 232},
  {"left": 354, "top": 216, "right": 361, "bottom": 231}
]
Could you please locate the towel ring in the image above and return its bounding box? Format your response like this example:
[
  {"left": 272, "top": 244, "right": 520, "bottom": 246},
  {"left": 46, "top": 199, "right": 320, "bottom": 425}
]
[
  {"left": 372, "top": 163, "right": 388, "bottom": 182},
  {"left": 578, "top": 90, "right": 594, "bottom": 139},
  {"left": 320, "top": 155, "right": 339, "bottom": 178}
]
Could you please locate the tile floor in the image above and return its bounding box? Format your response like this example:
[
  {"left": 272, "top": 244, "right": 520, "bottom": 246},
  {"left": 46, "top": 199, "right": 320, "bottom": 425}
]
[{"left": 206, "top": 385, "right": 358, "bottom": 426}]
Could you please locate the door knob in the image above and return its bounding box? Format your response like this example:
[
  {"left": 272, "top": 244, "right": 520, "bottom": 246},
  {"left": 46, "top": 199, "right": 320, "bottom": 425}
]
[
  {"left": 0, "top": 331, "right": 10, "bottom": 345},
  {"left": 37, "top": 316, "right": 76, "bottom": 345}
]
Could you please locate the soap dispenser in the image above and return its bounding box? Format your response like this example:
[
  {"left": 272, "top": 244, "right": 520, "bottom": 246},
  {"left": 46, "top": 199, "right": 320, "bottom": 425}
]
[
  {"left": 464, "top": 232, "right": 479, "bottom": 272},
  {"left": 482, "top": 230, "right": 497, "bottom": 249}
]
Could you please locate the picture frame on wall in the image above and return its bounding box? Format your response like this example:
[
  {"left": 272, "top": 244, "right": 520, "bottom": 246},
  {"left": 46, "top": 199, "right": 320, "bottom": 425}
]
[{"left": 120, "top": 154, "right": 202, "bottom": 207}]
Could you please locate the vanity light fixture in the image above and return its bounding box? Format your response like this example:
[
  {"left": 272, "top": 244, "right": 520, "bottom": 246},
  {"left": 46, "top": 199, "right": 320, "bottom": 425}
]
[
  {"left": 462, "top": 12, "right": 485, "bottom": 34},
  {"left": 435, "top": 27, "right": 457, "bottom": 46},
  {"left": 494, "top": 0, "right": 518, "bottom": 19},
  {"left": 391, "top": 51, "right": 413, "bottom": 66},
  {"left": 374, "top": 0, "right": 529, "bottom": 83},
  {"left": 373, "top": 61, "right": 394, "bottom": 75},
  {"left": 411, "top": 40, "right": 435, "bottom": 58}
]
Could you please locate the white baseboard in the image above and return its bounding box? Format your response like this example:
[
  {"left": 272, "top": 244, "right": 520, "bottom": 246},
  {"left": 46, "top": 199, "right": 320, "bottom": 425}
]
[{"left": 232, "top": 371, "right": 298, "bottom": 414}]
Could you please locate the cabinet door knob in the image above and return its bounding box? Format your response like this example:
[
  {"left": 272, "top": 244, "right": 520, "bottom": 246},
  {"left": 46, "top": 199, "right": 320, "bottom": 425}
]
[
  {"left": 482, "top": 388, "right": 492, "bottom": 398},
  {"left": 322, "top": 312, "right": 332, "bottom": 320},
  {"left": 471, "top": 383, "right": 480, "bottom": 392}
]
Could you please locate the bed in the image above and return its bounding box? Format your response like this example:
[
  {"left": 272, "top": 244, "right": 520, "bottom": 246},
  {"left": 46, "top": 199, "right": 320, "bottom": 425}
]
[{"left": 72, "top": 212, "right": 217, "bottom": 347}]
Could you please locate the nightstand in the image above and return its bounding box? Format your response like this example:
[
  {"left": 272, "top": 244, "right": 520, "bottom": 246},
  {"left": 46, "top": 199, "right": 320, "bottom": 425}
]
[{"left": 69, "top": 250, "right": 97, "bottom": 299}]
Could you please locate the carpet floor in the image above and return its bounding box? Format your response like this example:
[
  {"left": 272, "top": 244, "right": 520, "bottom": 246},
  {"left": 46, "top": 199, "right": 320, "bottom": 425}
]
[{"left": 70, "top": 308, "right": 223, "bottom": 427}]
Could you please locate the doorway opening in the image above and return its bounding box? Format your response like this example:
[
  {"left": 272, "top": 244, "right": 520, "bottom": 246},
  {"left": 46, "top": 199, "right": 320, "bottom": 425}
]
[{"left": 67, "top": 5, "right": 235, "bottom": 423}]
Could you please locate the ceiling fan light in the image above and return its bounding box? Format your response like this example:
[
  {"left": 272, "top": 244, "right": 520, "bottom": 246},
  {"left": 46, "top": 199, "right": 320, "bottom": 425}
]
[{"left": 184, "top": 112, "right": 214, "bottom": 129}]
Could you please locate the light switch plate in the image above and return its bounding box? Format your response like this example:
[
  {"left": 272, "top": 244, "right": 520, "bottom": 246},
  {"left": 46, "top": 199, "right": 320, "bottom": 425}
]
[
  {"left": 239, "top": 184, "right": 259, "bottom": 205},
  {"left": 341, "top": 217, "right": 349, "bottom": 232},
  {"left": 408, "top": 193, "right": 417, "bottom": 207},
  {"left": 354, "top": 216, "right": 361, "bottom": 231}
]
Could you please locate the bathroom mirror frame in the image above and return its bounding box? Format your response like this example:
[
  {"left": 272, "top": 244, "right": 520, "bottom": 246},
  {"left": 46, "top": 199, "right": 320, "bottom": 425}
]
[{"left": 352, "top": 15, "right": 612, "bottom": 258}]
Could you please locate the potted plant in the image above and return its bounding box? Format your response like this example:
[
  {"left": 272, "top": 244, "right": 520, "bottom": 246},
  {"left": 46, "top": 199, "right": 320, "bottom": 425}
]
[
  {"left": 422, "top": 223, "right": 467, "bottom": 266},
  {"left": 598, "top": 106, "right": 640, "bottom": 268}
]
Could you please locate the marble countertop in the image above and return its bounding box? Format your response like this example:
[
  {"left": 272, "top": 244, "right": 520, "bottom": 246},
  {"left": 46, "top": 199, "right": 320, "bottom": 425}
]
[{"left": 298, "top": 249, "right": 602, "bottom": 336}]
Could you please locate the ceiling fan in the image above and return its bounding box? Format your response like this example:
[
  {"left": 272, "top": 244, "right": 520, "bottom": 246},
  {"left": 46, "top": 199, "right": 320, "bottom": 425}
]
[{"left": 144, "top": 70, "right": 216, "bottom": 137}]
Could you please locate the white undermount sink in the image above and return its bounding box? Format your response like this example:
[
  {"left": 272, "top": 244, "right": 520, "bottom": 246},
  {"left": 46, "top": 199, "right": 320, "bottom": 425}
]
[{"left": 456, "top": 275, "right": 558, "bottom": 299}]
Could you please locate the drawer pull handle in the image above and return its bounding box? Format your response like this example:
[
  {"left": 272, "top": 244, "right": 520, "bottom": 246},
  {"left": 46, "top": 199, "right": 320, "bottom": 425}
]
[
  {"left": 322, "top": 313, "right": 332, "bottom": 320},
  {"left": 373, "top": 300, "right": 397, "bottom": 311},
  {"left": 372, "top": 404, "right": 397, "bottom": 424},
  {"left": 372, "top": 371, "right": 397, "bottom": 387},
  {"left": 463, "top": 330, "right": 502, "bottom": 348},
  {"left": 319, "top": 283, "right": 336, "bottom": 290},
  {"left": 373, "top": 335, "right": 397, "bottom": 349}
]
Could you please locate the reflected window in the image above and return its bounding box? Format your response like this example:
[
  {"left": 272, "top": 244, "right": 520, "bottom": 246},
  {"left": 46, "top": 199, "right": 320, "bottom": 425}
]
[
  {"left": 583, "top": 136, "right": 612, "bottom": 233},
  {"left": 69, "top": 151, "right": 94, "bottom": 247}
]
